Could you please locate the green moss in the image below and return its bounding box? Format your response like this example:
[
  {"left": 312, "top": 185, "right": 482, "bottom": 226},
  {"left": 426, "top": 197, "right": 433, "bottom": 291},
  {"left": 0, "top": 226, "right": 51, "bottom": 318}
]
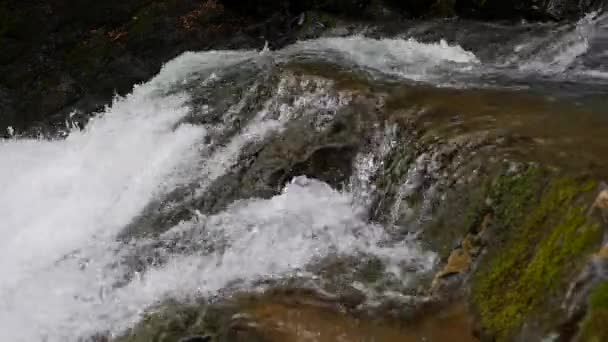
[
  {"left": 590, "top": 282, "right": 608, "bottom": 309},
  {"left": 578, "top": 309, "right": 608, "bottom": 342},
  {"left": 462, "top": 178, "right": 492, "bottom": 234},
  {"left": 488, "top": 166, "right": 546, "bottom": 230},
  {"left": 472, "top": 169, "right": 602, "bottom": 340},
  {"left": 577, "top": 282, "right": 608, "bottom": 342}
]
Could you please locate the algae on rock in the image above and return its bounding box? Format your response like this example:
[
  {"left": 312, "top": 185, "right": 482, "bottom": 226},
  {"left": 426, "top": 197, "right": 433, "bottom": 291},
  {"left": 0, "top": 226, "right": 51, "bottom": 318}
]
[
  {"left": 471, "top": 169, "right": 603, "bottom": 340},
  {"left": 577, "top": 282, "right": 608, "bottom": 342}
]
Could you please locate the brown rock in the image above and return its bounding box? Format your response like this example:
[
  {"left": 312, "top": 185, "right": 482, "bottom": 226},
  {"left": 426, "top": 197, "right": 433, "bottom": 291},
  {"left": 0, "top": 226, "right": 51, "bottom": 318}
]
[
  {"left": 595, "top": 244, "right": 608, "bottom": 260},
  {"left": 594, "top": 189, "right": 608, "bottom": 210},
  {"left": 431, "top": 239, "right": 474, "bottom": 291},
  {"left": 442, "top": 248, "right": 472, "bottom": 276}
]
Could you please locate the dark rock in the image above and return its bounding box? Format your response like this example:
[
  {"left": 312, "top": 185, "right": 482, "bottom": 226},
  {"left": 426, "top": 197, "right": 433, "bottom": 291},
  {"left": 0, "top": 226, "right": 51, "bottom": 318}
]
[
  {"left": 221, "top": 0, "right": 371, "bottom": 18},
  {"left": 179, "top": 335, "right": 213, "bottom": 342},
  {"left": 1, "top": 0, "right": 604, "bottom": 134},
  {"left": 455, "top": 0, "right": 607, "bottom": 20},
  {"left": 269, "top": 144, "right": 358, "bottom": 191},
  {"left": 0, "top": 0, "right": 288, "bottom": 134},
  {"left": 382, "top": 0, "right": 443, "bottom": 17}
]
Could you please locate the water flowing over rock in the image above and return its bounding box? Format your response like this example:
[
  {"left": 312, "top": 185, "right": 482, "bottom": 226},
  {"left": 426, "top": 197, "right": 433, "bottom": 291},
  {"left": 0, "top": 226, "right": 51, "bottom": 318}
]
[
  {"left": 1, "top": 0, "right": 607, "bottom": 136},
  {"left": 1, "top": 3, "right": 608, "bottom": 342}
]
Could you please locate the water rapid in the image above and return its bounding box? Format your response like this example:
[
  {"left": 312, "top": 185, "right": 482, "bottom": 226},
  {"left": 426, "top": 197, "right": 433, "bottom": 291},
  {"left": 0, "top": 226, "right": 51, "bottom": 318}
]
[{"left": 1, "top": 14, "right": 607, "bottom": 341}]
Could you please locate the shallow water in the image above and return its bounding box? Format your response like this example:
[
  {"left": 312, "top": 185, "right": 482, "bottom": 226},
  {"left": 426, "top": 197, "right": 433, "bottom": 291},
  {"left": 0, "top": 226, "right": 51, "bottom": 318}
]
[{"left": 244, "top": 294, "right": 477, "bottom": 342}]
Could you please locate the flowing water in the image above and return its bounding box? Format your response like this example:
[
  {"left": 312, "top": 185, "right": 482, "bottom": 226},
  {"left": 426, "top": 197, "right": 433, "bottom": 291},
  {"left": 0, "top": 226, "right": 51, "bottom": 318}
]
[{"left": 1, "top": 13, "right": 607, "bottom": 342}]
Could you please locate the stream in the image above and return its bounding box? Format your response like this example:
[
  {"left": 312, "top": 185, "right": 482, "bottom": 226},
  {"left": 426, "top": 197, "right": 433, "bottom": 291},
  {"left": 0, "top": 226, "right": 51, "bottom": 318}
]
[{"left": 1, "top": 12, "right": 607, "bottom": 342}]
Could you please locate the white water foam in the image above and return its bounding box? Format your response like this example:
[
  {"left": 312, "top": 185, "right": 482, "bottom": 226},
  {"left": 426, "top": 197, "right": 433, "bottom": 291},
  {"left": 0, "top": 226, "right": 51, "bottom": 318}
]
[
  {"left": 108, "top": 177, "right": 435, "bottom": 332},
  {"left": 285, "top": 36, "right": 480, "bottom": 81},
  {"left": 0, "top": 50, "right": 254, "bottom": 341},
  {"left": 149, "top": 50, "right": 259, "bottom": 87},
  {"left": 349, "top": 122, "right": 398, "bottom": 208},
  {"left": 580, "top": 69, "right": 608, "bottom": 79},
  {"left": 0, "top": 46, "right": 437, "bottom": 341},
  {"left": 192, "top": 74, "right": 352, "bottom": 198},
  {"left": 0, "top": 104, "right": 202, "bottom": 340},
  {"left": 518, "top": 12, "right": 601, "bottom": 73}
]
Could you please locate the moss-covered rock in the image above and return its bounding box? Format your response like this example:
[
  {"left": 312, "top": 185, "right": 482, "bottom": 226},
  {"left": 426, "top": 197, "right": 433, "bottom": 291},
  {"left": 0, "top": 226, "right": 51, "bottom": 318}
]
[
  {"left": 577, "top": 282, "right": 608, "bottom": 342},
  {"left": 471, "top": 169, "right": 603, "bottom": 340}
]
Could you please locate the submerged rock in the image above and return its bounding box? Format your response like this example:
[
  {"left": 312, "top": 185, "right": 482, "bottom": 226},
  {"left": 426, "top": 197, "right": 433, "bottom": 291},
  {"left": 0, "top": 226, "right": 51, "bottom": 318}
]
[{"left": 116, "top": 288, "right": 478, "bottom": 342}]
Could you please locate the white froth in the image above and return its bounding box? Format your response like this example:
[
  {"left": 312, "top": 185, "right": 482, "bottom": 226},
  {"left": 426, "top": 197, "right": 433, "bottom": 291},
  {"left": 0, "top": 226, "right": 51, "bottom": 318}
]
[
  {"left": 580, "top": 69, "right": 608, "bottom": 79},
  {"left": 0, "top": 42, "right": 443, "bottom": 342},
  {"left": 518, "top": 12, "right": 600, "bottom": 73},
  {"left": 0, "top": 51, "right": 246, "bottom": 341},
  {"left": 104, "top": 177, "right": 435, "bottom": 334},
  {"left": 0, "top": 93, "right": 201, "bottom": 285},
  {"left": 149, "top": 50, "right": 259, "bottom": 87},
  {"left": 285, "top": 36, "right": 480, "bottom": 81}
]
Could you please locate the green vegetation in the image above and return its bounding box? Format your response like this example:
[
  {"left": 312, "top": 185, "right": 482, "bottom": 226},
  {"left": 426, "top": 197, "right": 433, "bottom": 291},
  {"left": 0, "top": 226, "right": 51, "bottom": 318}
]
[
  {"left": 487, "top": 166, "right": 546, "bottom": 231},
  {"left": 472, "top": 167, "right": 602, "bottom": 340},
  {"left": 589, "top": 282, "right": 608, "bottom": 309},
  {"left": 578, "top": 282, "right": 608, "bottom": 342}
]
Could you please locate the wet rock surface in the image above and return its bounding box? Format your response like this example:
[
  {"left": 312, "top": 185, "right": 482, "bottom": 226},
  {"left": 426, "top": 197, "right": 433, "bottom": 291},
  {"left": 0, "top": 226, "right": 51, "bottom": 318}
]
[
  {"left": 103, "top": 59, "right": 608, "bottom": 341},
  {"left": 116, "top": 288, "right": 478, "bottom": 342}
]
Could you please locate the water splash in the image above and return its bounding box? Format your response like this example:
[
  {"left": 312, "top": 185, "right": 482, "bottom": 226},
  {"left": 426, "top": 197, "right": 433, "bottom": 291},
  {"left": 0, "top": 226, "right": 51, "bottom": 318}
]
[
  {"left": 0, "top": 45, "right": 439, "bottom": 341},
  {"left": 518, "top": 12, "right": 601, "bottom": 73},
  {"left": 285, "top": 36, "right": 480, "bottom": 81},
  {"left": 0, "top": 50, "right": 258, "bottom": 341}
]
